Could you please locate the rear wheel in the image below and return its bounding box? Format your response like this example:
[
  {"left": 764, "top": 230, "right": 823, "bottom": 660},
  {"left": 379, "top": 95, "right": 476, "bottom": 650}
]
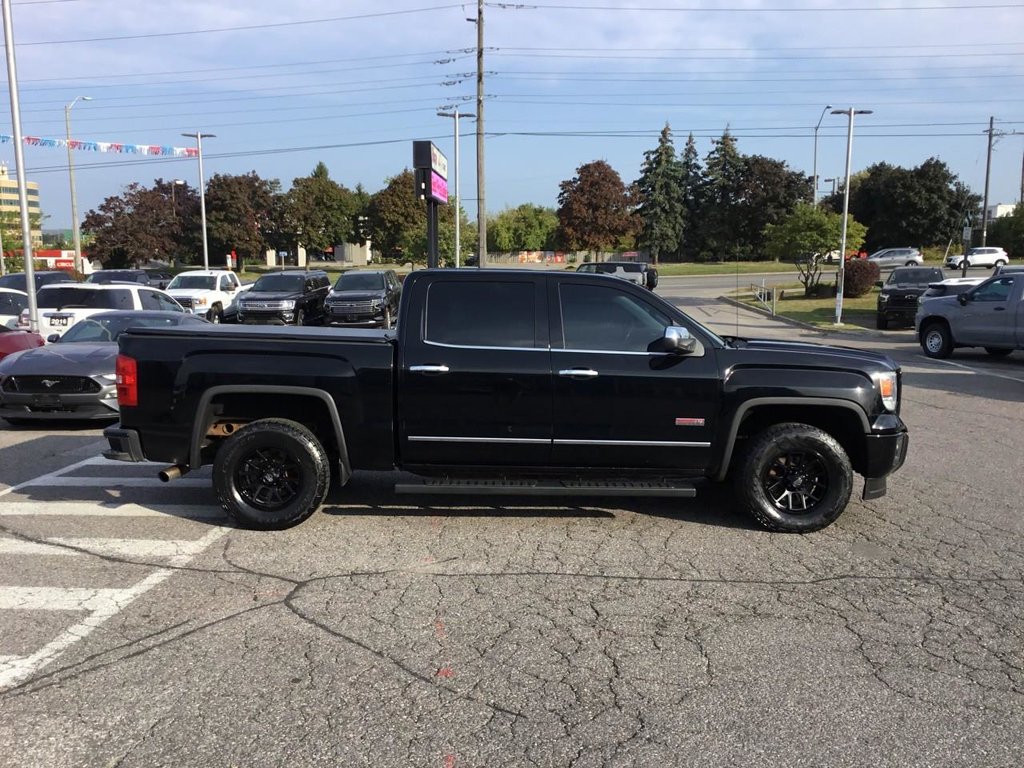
[
  {"left": 921, "top": 322, "right": 953, "bottom": 359},
  {"left": 985, "top": 347, "right": 1013, "bottom": 357},
  {"left": 736, "top": 423, "right": 853, "bottom": 533},
  {"left": 213, "top": 418, "right": 329, "bottom": 529}
]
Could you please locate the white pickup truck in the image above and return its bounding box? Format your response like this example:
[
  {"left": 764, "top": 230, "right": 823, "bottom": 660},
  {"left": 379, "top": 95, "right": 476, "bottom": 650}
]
[{"left": 165, "top": 270, "right": 247, "bottom": 323}]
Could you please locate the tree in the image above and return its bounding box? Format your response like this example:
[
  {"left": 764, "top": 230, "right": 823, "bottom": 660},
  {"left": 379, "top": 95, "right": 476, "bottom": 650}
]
[
  {"left": 285, "top": 162, "right": 358, "bottom": 254},
  {"left": 826, "top": 158, "right": 979, "bottom": 251},
  {"left": 367, "top": 170, "right": 423, "bottom": 262},
  {"left": 763, "top": 202, "right": 867, "bottom": 295},
  {"left": 988, "top": 203, "right": 1024, "bottom": 259},
  {"left": 635, "top": 124, "right": 685, "bottom": 265},
  {"left": 557, "top": 160, "right": 638, "bottom": 256},
  {"left": 488, "top": 204, "right": 559, "bottom": 252},
  {"left": 82, "top": 180, "right": 198, "bottom": 268},
  {"left": 701, "top": 129, "right": 746, "bottom": 260},
  {"left": 204, "top": 172, "right": 281, "bottom": 264},
  {"left": 677, "top": 133, "right": 705, "bottom": 261},
  {"left": 735, "top": 155, "right": 812, "bottom": 259}
]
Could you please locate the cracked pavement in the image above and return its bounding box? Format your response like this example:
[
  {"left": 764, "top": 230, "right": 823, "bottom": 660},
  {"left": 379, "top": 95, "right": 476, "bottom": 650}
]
[{"left": 1, "top": 296, "right": 1022, "bottom": 767}]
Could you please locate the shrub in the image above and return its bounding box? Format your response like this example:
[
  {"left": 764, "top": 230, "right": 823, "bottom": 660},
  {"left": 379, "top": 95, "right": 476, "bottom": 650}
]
[{"left": 842, "top": 258, "right": 880, "bottom": 297}]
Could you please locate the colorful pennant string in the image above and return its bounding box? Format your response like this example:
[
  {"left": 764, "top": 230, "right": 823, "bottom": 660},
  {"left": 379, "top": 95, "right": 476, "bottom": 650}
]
[{"left": 0, "top": 133, "right": 198, "bottom": 157}]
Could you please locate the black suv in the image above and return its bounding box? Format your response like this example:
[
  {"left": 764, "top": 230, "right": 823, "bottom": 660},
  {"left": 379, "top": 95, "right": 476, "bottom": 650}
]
[
  {"left": 86, "top": 269, "right": 152, "bottom": 286},
  {"left": 876, "top": 266, "right": 944, "bottom": 329},
  {"left": 325, "top": 269, "right": 402, "bottom": 328},
  {"left": 0, "top": 271, "right": 78, "bottom": 293},
  {"left": 235, "top": 270, "right": 330, "bottom": 326}
]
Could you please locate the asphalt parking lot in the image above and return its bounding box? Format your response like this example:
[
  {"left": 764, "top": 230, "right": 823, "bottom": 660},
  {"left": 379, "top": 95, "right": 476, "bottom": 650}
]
[{"left": 1, "top": 287, "right": 1022, "bottom": 767}]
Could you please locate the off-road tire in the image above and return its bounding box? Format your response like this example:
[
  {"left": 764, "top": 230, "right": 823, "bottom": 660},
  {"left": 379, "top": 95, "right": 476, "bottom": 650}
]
[
  {"left": 213, "top": 418, "right": 329, "bottom": 529},
  {"left": 736, "top": 422, "right": 853, "bottom": 533},
  {"left": 921, "top": 321, "right": 953, "bottom": 359}
]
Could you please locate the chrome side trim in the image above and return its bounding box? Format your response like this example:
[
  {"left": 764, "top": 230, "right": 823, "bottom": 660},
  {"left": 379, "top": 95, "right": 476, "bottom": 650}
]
[
  {"left": 422, "top": 339, "right": 545, "bottom": 352},
  {"left": 408, "top": 436, "right": 551, "bottom": 445},
  {"left": 553, "top": 439, "right": 711, "bottom": 448}
]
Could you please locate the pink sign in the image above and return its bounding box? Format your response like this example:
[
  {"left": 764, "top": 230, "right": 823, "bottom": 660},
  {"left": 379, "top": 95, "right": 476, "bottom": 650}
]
[{"left": 430, "top": 171, "right": 448, "bottom": 204}]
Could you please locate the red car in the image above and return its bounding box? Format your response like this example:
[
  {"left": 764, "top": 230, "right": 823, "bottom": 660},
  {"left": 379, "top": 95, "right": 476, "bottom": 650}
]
[{"left": 0, "top": 326, "right": 44, "bottom": 362}]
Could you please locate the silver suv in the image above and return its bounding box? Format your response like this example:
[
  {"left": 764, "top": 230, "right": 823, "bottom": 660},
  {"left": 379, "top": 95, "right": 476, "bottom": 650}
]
[
  {"left": 944, "top": 246, "right": 1009, "bottom": 270},
  {"left": 867, "top": 247, "right": 923, "bottom": 269}
]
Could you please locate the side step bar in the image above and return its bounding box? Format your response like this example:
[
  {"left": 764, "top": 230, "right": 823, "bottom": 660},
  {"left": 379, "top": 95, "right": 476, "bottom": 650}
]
[{"left": 394, "top": 478, "right": 697, "bottom": 498}]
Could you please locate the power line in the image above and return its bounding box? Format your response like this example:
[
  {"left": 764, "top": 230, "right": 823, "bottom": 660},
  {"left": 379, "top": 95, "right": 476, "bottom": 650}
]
[{"left": 488, "top": 2, "right": 1024, "bottom": 12}]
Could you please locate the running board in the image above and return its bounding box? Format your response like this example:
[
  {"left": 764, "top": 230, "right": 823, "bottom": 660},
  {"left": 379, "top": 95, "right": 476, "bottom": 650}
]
[{"left": 394, "top": 478, "right": 697, "bottom": 497}]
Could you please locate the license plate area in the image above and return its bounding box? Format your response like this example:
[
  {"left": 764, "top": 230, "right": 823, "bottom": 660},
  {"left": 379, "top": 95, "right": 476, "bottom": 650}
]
[
  {"left": 31, "top": 394, "right": 62, "bottom": 408},
  {"left": 48, "top": 315, "right": 71, "bottom": 327}
]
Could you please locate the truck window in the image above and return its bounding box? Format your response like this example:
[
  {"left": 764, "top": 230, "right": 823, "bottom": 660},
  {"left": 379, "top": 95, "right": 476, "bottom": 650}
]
[
  {"left": 425, "top": 280, "right": 535, "bottom": 348},
  {"left": 974, "top": 277, "right": 1014, "bottom": 302},
  {"left": 559, "top": 283, "right": 670, "bottom": 352}
]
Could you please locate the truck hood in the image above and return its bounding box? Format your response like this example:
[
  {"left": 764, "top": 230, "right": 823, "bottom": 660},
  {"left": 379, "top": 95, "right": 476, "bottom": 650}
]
[
  {"left": 735, "top": 338, "right": 899, "bottom": 372},
  {"left": 880, "top": 284, "right": 930, "bottom": 296},
  {"left": 167, "top": 288, "right": 215, "bottom": 298},
  {"left": 327, "top": 290, "right": 385, "bottom": 301},
  {"left": 0, "top": 342, "right": 115, "bottom": 377},
  {"left": 238, "top": 291, "right": 302, "bottom": 303}
]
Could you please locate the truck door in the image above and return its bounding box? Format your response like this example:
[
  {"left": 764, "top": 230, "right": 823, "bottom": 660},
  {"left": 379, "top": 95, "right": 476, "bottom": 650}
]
[
  {"left": 397, "top": 275, "right": 552, "bottom": 467},
  {"left": 958, "top": 275, "right": 1017, "bottom": 346},
  {"left": 548, "top": 279, "right": 720, "bottom": 470}
]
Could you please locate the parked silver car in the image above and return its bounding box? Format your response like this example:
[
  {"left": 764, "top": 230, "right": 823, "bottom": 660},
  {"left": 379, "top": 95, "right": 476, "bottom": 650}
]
[{"left": 867, "top": 247, "right": 923, "bottom": 269}]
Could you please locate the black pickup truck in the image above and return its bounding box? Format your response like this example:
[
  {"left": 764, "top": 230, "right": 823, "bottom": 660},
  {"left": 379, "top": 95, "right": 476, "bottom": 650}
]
[{"left": 104, "top": 269, "right": 908, "bottom": 533}]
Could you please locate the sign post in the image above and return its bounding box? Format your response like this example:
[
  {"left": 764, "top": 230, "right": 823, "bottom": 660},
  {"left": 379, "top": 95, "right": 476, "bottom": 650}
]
[
  {"left": 412, "top": 141, "right": 448, "bottom": 268},
  {"left": 961, "top": 215, "right": 972, "bottom": 278}
]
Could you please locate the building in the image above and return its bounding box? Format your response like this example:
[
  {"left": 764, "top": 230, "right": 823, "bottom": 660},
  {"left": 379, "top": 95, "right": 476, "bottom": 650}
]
[
  {"left": 986, "top": 203, "right": 1017, "bottom": 221},
  {"left": 0, "top": 162, "right": 43, "bottom": 248}
]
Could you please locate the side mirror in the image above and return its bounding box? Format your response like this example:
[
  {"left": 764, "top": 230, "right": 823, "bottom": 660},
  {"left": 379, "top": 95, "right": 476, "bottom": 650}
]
[
  {"left": 653, "top": 326, "right": 697, "bottom": 355},
  {"left": 958, "top": 293, "right": 970, "bottom": 305},
  {"left": 46, "top": 334, "right": 60, "bottom": 343},
  {"left": 874, "top": 280, "right": 884, "bottom": 288}
]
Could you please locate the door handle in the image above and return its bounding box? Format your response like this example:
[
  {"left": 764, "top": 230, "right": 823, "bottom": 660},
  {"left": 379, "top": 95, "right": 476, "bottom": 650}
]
[
  {"left": 558, "top": 368, "right": 599, "bottom": 379},
  {"left": 409, "top": 364, "right": 450, "bottom": 375},
  {"left": 994, "top": 307, "right": 1006, "bottom": 311}
]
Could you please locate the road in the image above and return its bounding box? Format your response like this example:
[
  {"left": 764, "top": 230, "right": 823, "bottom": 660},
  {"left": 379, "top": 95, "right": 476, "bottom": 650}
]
[{"left": 1, "top": 285, "right": 1022, "bottom": 767}]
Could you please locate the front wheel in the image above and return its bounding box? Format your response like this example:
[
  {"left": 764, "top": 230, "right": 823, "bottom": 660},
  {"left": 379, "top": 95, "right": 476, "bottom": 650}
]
[
  {"left": 295, "top": 308, "right": 306, "bottom": 326},
  {"left": 921, "top": 322, "right": 953, "bottom": 359},
  {"left": 736, "top": 423, "right": 853, "bottom": 533},
  {"left": 213, "top": 418, "right": 330, "bottom": 529},
  {"left": 208, "top": 304, "right": 223, "bottom": 324},
  {"left": 875, "top": 313, "right": 888, "bottom": 330},
  {"left": 383, "top": 307, "right": 393, "bottom": 329},
  {"left": 993, "top": 259, "right": 1006, "bottom": 268}
]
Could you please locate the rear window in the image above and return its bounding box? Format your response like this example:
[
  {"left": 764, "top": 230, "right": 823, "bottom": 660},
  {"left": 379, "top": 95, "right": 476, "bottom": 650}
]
[
  {"left": 425, "top": 281, "right": 535, "bottom": 348},
  {"left": 37, "top": 287, "right": 134, "bottom": 310},
  {"left": 0, "top": 275, "right": 26, "bottom": 292}
]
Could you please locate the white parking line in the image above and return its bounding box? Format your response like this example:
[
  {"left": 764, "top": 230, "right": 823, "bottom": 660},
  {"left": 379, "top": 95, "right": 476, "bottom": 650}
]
[
  {"left": 914, "top": 355, "right": 1024, "bottom": 384},
  {"left": 44, "top": 537, "right": 217, "bottom": 559},
  {"left": 0, "top": 538, "right": 79, "bottom": 556},
  {"left": 0, "top": 502, "right": 221, "bottom": 519}
]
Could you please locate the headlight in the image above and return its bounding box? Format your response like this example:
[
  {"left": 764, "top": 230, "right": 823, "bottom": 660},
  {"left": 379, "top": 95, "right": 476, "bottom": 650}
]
[
  {"left": 280, "top": 300, "right": 296, "bottom": 310},
  {"left": 874, "top": 371, "right": 898, "bottom": 412},
  {"left": 195, "top": 296, "right": 208, "bottom": 306},
  {"left": 99, "top": 373, "right": 117, "bottom": 382},
  {"left": 878, "top": 294, "right": 888, "bottom": 303}
]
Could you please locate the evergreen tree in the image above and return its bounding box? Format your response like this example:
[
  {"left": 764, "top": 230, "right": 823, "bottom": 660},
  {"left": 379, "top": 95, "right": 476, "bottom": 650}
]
[
  {"left": 677, "top": 133, "right": 705, "bottom": 261},
  {"left": 635, "top": 123, "right": 685, "bottom": 264},
  {"left": 701, "top": 129, "right": 745, "bottom": 260}
]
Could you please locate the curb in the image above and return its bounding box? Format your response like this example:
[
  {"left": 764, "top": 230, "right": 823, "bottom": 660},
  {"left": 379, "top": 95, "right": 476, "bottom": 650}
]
[{"left": 715, "top": 295, "right": 883, "bottom": 339}]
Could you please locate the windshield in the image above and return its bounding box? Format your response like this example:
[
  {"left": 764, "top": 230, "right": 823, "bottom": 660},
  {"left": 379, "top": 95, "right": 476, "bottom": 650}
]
[
  {"left": 36, "top": 287, "right": 133, "bottom": 310},
  {"left": 251, "top": 274, "right": 305, "bottom": 292},
  {"left": 336, "top": 272, "right": 384, "bottom": 291},
  {"left": 167, "top": 275, "right": 215, "bottom": 290},
  {"left": 0, "top": 274, "right": 26, "bottom": 292},
  {"left": 58, "top": 314, "right": 186, "bottom": 343},
  {"left": 888, "top": 268, "right": 943, "bottom": 284}
]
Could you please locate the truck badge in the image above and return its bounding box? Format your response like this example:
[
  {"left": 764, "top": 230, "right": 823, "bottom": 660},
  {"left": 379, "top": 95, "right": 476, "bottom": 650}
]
[{"left": 675, "top": 417, "right": 705, "bottom": 427}]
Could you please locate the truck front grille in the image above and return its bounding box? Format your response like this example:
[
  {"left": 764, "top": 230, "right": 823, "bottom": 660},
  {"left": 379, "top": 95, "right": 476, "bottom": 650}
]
[
  {"left": 176, "top": 297, "right": 194, "bottom": 309},
  {"left": 328, "top": 300, "right": 375, "bottom": 313}
]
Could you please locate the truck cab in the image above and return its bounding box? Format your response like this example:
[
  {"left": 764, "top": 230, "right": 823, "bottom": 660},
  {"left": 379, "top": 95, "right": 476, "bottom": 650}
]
[{"left": 915, "top": 271, "right": 1024, "bottom": 358}]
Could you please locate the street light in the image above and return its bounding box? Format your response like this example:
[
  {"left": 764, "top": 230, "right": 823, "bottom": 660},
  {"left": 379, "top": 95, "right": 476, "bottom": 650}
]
[
  {"left": 812, "top": 104, "right": 832, "bottom": 205},
  {"left": 437, "top": 107, "right": 475, "bottom": 268},
  {"left": 65, "top": 95, "right": 92, "bottom": 274},
  {"left": 831, "top": 107, "right": 873, "bottom": 325},
  {"left": 181, "top": 131, "right": 215, "bottom": 270}
]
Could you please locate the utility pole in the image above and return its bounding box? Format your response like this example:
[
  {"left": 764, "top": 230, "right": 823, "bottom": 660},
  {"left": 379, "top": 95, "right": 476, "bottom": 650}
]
[
  {"left": 475, "top": 0, "right": 486, "bottom": 267},
  {"left": 981, "top": 116, "right": 994, "bottom": 246}
]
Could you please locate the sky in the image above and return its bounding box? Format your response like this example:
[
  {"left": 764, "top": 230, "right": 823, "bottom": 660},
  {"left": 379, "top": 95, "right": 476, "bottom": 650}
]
[{"left": 1, "top": 0, "right": 1022, "bottom": 234}]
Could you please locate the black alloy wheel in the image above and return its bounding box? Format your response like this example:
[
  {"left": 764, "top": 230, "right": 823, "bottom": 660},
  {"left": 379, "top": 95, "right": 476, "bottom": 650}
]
[
  {"left": 736, "top": 422, "right": 853, "bottom": 533},
  {"left": 213, "top": 418, "right": 329, "bottom": 529}
]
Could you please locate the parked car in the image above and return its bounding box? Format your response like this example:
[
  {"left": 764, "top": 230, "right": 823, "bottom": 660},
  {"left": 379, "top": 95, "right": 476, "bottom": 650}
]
[
  {"left": 0, "top": 326, "right": 43, "bottom": 363},
  {"left": 944, "top": 246, "right": 1009, "bottom": 270},
  {"left": 165, "top": 269, "right": 246, "bottom": 323},
  {"left": 86, "top": 269, "right": 152, "bottom": 286},
  {"left": 875, "top": 266, "right": 944, "bottom": 329},
  {"left": 866, "top": 248, "right": 923, "bottom": 269},
  {"left": 0, "top": 270, "right": 78, "bottom": 293},
  {"left": 576, "top": 261, "right": 658, "bottom": 290},
  {"left": 143, "top": 269, "right": 174, "bottom": 289},
  {"left": 235, "top": 270, "right": 330, "bottom": 326},
  {"left": 919, "top": 276, "right": 986, "bottom": 300},
  {"left": 0, "top": 287, "right": 28, "bottom": 328},
  {"left": 915, "top": 272, "right": 1023, "bottom": 358},
  {"left": 0, "top": 311, "right": 209, "bottom": 424},
  {"left": 104, "top": 269, "right": 908, "bottom": 534},
  {"left": 17, "top": 283, "right": 184, "bottom": 341},
  {"left": 325, "top": 269, "right": 401, "bottom": 328}
]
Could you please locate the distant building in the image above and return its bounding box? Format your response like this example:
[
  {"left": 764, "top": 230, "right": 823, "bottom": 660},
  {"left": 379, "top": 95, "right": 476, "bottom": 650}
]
[
  {"left": 986, "top": 203, "right": 1017, "bottom": 220},
  {"left": 0, "top": 162, "right": 43, "bottom": 248}
]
